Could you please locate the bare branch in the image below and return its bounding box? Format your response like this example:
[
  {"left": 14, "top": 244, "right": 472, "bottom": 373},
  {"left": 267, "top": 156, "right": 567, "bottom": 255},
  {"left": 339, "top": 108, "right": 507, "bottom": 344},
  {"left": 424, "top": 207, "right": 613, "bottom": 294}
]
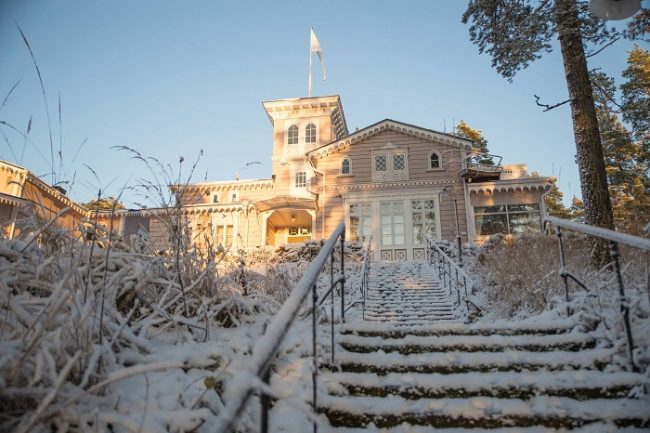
[
  {"left": 586, "top": 37, "right": 620, "bottom": 59},
  {"left": 534, "top": 94, "right": 572, "bottom": 111}
]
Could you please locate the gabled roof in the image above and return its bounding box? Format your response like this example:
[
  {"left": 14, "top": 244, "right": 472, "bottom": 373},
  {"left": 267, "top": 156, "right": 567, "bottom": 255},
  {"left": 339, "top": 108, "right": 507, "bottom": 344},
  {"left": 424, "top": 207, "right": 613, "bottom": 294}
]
[{"left": 306, "top": 119, "right": 473, "bottom": 159}]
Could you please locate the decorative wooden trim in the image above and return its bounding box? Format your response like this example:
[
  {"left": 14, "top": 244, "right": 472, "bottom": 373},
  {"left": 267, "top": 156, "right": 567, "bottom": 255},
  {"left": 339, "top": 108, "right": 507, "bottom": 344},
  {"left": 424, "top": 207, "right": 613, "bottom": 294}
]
[{"left": 307, "top": 119, "right": 472, "bottom": 160}]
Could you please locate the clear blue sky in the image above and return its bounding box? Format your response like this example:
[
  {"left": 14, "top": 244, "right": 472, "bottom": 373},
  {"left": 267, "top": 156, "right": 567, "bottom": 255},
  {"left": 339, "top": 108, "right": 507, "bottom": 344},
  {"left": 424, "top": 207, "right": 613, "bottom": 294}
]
[{"left": 0, "top": 0, "right": 642, "bottom": 207}]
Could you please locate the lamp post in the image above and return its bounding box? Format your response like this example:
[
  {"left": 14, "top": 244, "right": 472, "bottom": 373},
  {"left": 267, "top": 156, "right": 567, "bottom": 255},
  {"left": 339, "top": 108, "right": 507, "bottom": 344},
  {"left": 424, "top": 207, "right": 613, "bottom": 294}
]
[{"left": 442, "top": 185, "right": 463, "bottom": 267}]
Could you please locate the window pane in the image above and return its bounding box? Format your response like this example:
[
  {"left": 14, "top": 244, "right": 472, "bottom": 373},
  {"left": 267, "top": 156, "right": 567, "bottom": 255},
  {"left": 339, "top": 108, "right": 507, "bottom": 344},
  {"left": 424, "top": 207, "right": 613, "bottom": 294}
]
[
  {"left": 225, "top": 225, "right": 233, "bottom": 247},
  {"left": 474, "top": 205, "right": 506, "bottom": 214},
  {"left": 341, "top": 158, "right": 350, "bottom": 174},
  {"left": 393, "top": 153, "right": 406, "bottom": 170},
  {"left": 375, "top": 154, "right": 387, "bottom": 172},
  {"left": 350, "top": 216, "right": 360, "bottom": 241},
  {"left": 288, "top": 125, "right": 299, "bottom": 144},
  {"left": 305, "top": 123, "right": 316, "bottom": 143},
  {"left": 507, "top": 203, "right": 540, "bottom": 213},
  {"left": 475, "top": 213, "right": 508, "bottom": 235},
  {"left": 430, "top": 153, "right": 440, "bottom": 168},
  {"left": 295, "top": 172, "right": 307, "bottom": 188},
  {"left": 509, "top": 212, "right": 541, "bottom": 234}
]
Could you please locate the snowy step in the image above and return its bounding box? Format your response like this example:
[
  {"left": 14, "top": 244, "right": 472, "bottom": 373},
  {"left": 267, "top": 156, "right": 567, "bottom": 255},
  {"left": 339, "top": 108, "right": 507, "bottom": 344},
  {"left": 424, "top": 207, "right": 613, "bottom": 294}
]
[
  {"left": 319, "top": 394, "right": 650, "bottom": 429},
  {"left": 335, "top": 348, "right": 614, "bottom": 374},
  {"left": 363, "top": 305, "right": 454, "bottom": 312},
  {"left": 322, "top": 371, "right": 643, "bottom": 400},
  {"left": 338, "top": 333, "right": 595, "bottom": 354},
  {"left": 340, "top": 322, "right": 576, "bottom": 337},
  {"left": 362, "top": 314, "right": 457, "bottom": 322},
  {"left": 327, "top": 426, "right": 650, "bottom": 433}
]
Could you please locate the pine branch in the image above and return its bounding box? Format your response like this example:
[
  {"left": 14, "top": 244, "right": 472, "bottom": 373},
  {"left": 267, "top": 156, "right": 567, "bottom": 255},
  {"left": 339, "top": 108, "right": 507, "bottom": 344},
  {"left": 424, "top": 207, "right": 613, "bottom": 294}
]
[{"left": 534, "top": 95, "right": 572, "bottom": 112}]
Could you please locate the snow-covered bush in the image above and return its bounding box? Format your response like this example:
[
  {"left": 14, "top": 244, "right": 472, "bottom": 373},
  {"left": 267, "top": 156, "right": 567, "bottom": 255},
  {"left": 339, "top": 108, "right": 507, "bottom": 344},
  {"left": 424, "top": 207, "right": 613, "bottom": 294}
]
[{"left": 468, "top": 231, "right": 650, "bottom": 371}]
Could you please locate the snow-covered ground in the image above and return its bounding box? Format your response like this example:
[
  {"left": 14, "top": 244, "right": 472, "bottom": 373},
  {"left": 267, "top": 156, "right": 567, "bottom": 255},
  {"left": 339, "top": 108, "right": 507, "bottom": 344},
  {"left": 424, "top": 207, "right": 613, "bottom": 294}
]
[{"left": 1, "top": 230, "right": 648, "bottom": 432}]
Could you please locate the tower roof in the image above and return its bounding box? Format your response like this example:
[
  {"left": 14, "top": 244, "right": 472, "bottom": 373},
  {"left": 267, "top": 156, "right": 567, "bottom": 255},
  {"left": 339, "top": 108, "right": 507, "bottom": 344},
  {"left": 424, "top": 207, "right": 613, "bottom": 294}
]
[{"left": 262, "top": 95, "right": 348, "bottom": 138}]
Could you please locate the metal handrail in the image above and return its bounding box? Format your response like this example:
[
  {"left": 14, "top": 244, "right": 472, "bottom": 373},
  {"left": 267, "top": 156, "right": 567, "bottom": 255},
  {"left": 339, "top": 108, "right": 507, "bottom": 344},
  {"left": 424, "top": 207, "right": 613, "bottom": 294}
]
[
  {"left": 359, "top": 237, "right": 372, "bottom": 319},
  {"left": 425, "top": 237, "right": 481, "bottom": 319},
  {"left": 215, "top": 221, "right": 346, "bottom": 433},
  {"left": 543, "top": 216, "right": 649, "bottom": 373}
]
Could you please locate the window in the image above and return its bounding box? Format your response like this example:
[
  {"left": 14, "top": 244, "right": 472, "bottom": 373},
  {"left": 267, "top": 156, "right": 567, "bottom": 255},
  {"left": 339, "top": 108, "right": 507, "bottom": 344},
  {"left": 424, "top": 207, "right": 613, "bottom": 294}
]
[
  {"left": 287, "top": 125, "right": 299, "bottom": 145},
  {"left": 231, "top": 192, "right": 238, "bottom": 202},
  {"left": 289, "top": 227, "right": 311, "bottom": 236},
  {"left": 474, "top": 203, "right": 541, "bottom": 236},
  {"left": 372, "top": 152, "right": 408, "bottom": 181},
  {"left": 411, "top": 199, "right": 437, "bottom": 244},
  {"left": 341, "top": 158, "right": 351, "bottom": 175},
  {"left": 374, "top": 154, "right": 387, "bottom": 172},
  {"left": 429, "top": 151, "right": 441, "bottom": 169},
  {"left": 212, "top": 193, "right": 220, "bottom": 204},
  {"left": 215, "top": 224, "right": 234, "bottom": 248},
  {"left": 380, "top": 201, "right": 405, "bottom": 246},
  {"left": 393, "top": 153, "right": 406, "bottom": 171},
  {"left": 305, "top": 123, "right": 317, "bottom": 143},
  {"left": 295, "top": 171, "right": 307, "bottom": 188},
  {"left": 349, "top": 203, "right": 371, "bottom": 242}
]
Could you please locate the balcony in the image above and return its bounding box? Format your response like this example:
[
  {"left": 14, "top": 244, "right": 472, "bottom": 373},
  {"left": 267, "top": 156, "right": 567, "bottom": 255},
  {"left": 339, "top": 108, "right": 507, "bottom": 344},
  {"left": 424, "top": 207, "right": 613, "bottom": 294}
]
[{"left": 459, "top": 153, "right": 503, "bottom": 182}]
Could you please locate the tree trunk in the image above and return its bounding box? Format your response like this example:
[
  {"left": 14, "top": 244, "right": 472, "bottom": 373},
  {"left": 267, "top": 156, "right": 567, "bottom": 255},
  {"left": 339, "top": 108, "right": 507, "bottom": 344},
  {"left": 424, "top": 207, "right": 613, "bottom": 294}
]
[{"left": 554, "top": 0, "right": 614, "bottom": 267}]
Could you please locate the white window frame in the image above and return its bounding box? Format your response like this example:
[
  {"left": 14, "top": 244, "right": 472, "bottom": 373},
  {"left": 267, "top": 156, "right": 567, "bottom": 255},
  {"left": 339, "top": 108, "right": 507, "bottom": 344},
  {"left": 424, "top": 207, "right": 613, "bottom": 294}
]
[
  {"left": 305, "top": 122, "right": 317, "bottom": 144},
  {"left": 340, "top": 157, "right": 352, "bottom": 175},
  {"left": 295, "top": 171, "right": 307, "bottom": 188},
  {"left": 427, "top": 150, "right": 443, "bottom": 170},
  {"left": 286, "top": 124, "right": 299, "bottom": 145},
  {"left": 371, "top": 149, "right": 409, "bottom": 182}
]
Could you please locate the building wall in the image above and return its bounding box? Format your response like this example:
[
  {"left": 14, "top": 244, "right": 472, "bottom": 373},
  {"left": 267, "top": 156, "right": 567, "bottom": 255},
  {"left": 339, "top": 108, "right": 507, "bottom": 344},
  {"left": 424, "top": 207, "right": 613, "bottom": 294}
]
[{"left": 312, "top": 129, "right": 470, "bottom": 260}]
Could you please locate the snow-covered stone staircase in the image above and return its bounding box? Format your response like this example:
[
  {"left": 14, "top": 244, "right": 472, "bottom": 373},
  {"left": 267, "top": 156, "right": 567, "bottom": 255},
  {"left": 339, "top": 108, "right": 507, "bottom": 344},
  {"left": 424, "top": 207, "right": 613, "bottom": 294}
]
[
  {"left": 318, "top": 261, "right": 649, "bottom": 432},
  {"left": 362, "top": 261, "right": 456, "bottom": 324}
]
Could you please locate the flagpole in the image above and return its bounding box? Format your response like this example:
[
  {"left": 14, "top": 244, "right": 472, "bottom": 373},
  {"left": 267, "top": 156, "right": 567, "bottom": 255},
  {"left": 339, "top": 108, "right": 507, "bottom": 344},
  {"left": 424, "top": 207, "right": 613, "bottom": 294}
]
[{"left": 308, "top": 28, "right": 313, "bottom": 97}]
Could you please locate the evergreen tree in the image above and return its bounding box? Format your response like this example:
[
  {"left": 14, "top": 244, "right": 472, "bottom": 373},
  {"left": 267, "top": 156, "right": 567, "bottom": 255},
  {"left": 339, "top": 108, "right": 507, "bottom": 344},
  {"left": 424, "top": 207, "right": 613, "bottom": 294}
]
[
  {"left": 544, "top": 183, "right": 572, "bottom": 219},
  {"left": 455, "top": 120, "right": 494, "bottom": 165},
  {"left": 569, "top": 196, "right": 585, "bottom": 223},
  {"left": 621, "top": 45, "right": 650, "bottom": 168},
  {"left": 591, "top": 65, "right": 650, "bottom": 234},
  {"left": 461, "top": 0, "right": 645, "bottom": 264},
  {"left": 83, "top": 197, "right": 125, "bottom": 211}
]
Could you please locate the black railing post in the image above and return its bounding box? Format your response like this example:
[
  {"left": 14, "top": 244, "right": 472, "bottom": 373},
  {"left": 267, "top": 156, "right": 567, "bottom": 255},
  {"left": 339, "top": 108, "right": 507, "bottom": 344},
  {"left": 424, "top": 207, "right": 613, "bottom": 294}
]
[
  {"left": 311, "top": 282, "right": 318, "bottom": 433},
  {"left": 448, "top": 260, "right": 452, "bottom": 296},
  {"left": 330, "top": 250, "right": 335, "bottom": 365},
  {"left": 610, "top": 241, "right": 638, "bottom": 372},
  {"left": 555, "top": 226, "right": 572, "bottom": 316},
  {"left": 340, "top": 232, "right": 346, "bottom": 323},
  {"left": 260, "top": 365, "right": 270, "bottom": 433}
]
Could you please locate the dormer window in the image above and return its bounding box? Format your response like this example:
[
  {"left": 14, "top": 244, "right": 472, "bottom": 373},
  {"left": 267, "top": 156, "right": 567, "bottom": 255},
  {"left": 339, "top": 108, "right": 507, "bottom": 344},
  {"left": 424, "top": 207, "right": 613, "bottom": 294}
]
[
  {"left": 428, "top": 151, "right": 441, "bottom": 169},
  {"left": 341, "top": 158, "right": 351, "bottom": 175},
  {"left": 287, "top": 125, "right": 299, "bottom": 145},
  {"left": 305, "top": 123, "right": 317, "bottom": 143}
]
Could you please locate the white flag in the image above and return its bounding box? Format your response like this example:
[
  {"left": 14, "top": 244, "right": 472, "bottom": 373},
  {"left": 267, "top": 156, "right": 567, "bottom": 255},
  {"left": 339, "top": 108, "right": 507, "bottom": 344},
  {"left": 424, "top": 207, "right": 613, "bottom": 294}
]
[{"left": 310, "top": 29, "right": 326, "bottom": 81}]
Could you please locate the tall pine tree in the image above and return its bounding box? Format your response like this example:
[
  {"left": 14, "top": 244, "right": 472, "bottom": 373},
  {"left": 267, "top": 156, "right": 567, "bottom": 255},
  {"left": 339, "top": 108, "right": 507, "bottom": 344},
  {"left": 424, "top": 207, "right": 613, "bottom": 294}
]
[{"left": 462, "top": 0, "right": 645, "bottom": 265}]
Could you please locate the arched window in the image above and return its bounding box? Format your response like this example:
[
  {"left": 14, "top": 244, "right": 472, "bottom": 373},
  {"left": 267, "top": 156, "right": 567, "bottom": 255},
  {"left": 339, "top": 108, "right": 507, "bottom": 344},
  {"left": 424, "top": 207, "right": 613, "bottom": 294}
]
[
  {"left": 429, "top": 151, "right": 441, "bottom": 169},
  {"left": 305, "top": 123, "right": 317, "bottom": 143},
  {"left": 341, "top": 158, "right": 351, "bottom": 175},
  {"left": 287, "top": 125, "right": 299, "bottom": 145}
]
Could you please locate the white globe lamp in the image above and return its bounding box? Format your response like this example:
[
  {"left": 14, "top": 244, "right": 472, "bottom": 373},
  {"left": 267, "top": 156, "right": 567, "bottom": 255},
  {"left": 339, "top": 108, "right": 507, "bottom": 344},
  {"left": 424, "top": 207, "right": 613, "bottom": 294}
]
[{"left": 589, "top": 0, "right": 641, "bottom": 20}]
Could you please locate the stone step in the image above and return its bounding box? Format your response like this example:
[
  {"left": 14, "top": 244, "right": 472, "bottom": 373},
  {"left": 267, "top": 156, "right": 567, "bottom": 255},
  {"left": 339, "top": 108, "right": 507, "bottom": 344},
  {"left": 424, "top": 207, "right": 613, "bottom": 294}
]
[
  {"left": 319, "top": 395, "right": 650, "bottom": 429},
  {"left": 364, "top": 305, "right": 454, "bottom": 311},
  {"left": 340, "top": 321, "right": 576, "bottom": 337},
  {"left": 338, "top": 333, "right": 595, "bottom": 354},
  {"left": 362, "top": 315, "right": 457, "bottom": 324},
  {"left": 334, "top": 347, "right": 614, "bottom": 374},
  {"left": 321, "top": 371, "right": 642, "bottom": 401}
]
